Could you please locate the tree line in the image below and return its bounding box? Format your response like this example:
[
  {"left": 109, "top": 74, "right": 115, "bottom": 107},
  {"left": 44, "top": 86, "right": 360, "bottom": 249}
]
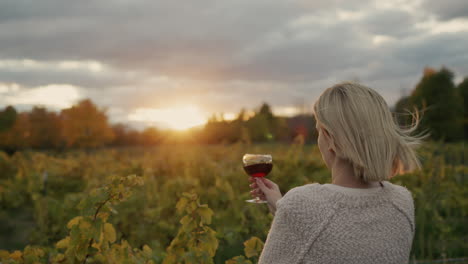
[
  {"left": 0, "top": 66, "right": 465, "bottom": 152},
  {"left": 0, "top": 99, "right": 317, "bottom": 152}
]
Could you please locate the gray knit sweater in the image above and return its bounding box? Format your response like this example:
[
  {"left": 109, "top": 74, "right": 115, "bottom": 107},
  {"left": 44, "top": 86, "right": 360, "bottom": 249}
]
[{"left": 258, "top": 181, "right": 415, "bottom": 264}]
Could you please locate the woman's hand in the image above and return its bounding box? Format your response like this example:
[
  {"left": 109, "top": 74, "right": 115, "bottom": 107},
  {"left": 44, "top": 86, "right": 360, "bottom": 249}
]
[{"left": 249, "top": 177, "right": 282, "bottom": 215}]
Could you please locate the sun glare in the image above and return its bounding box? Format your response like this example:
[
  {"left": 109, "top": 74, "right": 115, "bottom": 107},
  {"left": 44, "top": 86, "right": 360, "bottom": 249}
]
[{"left": 128, "top": 105, "right": 207, "bottom": 130}]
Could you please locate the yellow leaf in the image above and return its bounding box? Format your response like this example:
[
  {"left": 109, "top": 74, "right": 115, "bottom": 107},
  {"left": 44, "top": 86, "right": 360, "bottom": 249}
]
[
  {"left": 175, "top": 197, "right": 188, "bottom": 213},
  {"left": 143, "top": 245, "right": 152, "bottom": 256},
  {"left": 10, "top": 250, "right": 22, "bottom": 260},
  {"left": 225, "top": 256, "right": 253, "bottom": 264},
  {"left": 243, "top": 237, "right": 264, "bottom": 258},
  {"left": 162, "top": 254, "right": 177, "bottom": 264},
  {"left": 97, "top": 212, "right": 110, "bottom": 221},
  {"left": 92, "top": 242, "right": 100, "bottom": 250},
  {"left": 56, "top": 237, "right": 70, "bottom": 249},
  {"left": 79, "top": 219, "right": 92, "bottom": 230},
  {"left": 197, "top": 207, "right": 213, "bottom": 225},
  {"left": 180, "top": 215, "right": 191, "bottom": 226},
  {"left": 92, "top": 232, "right": 104, "bottom": 249},
  {"left": 52, "top": 253, "right": 65, "bottom": 262},
  {"left": 67, "top": 216, "right": 83, "bottom": 229},
  {"left": 104, "top": 223, "right": 116, "bottom": 243}
]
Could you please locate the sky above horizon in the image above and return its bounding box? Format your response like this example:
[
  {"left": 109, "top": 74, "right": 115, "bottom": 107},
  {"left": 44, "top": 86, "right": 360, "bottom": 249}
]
[{"left": 0, "top": 0, "right": 467, "bottom": 130}]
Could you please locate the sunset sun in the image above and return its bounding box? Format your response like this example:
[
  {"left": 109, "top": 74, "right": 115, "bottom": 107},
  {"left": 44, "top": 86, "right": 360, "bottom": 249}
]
[{"left": 128, "top": 105, "right": 207, "bottom": 130}]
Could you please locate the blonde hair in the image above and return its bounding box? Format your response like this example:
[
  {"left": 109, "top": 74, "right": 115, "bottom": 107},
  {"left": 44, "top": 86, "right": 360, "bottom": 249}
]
[{"left": 313, "top": 81, "right": 430, "bottom": 182}]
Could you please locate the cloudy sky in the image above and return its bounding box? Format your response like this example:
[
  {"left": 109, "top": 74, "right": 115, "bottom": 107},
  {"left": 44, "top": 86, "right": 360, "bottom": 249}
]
[{"left": 0, "top": 0, "right": 467, "bottom": 130}]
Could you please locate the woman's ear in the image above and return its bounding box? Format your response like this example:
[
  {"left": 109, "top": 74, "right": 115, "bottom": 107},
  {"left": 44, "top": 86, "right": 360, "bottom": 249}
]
[{"left": 323, "top": 129, "right": 336, "bottom": 153}]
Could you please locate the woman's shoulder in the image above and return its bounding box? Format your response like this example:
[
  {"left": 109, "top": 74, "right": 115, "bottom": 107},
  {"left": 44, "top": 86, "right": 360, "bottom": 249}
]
[
  {"left": 279, "top": 181, "right": 414, "bottom": 209},
  {"left": 276, "top": 183, "right": 335, "bottom": 210},
  {"left": 382, "top": 181, "right": 415, "bottom": 208},
  {"left": 281, "top": 183, "right": 322, "bottom": 200},
  {"left": 276, "top": 182, "right": 415, "bottom": 231},
  {"left": 382, "top": 181, "right": 413, "bottom": 197},
  {"left": 275, "top": 183, "right": 338, "bottom": 230}
]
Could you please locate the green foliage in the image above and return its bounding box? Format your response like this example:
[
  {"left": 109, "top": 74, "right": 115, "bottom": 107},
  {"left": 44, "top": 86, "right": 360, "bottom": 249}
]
[
  {"left": 0, "top": 174, "right": 157, "bottom": 264},
  {"left": 163, "top": 192, "right": 218, "bottom": 264},
  {"left": 225, "top": 236, "right": 264, "bottom": 264},
  {"left": 395, "top": 67, "right": 464, "bottom": 142},
  {"left": 393, "top": 143, "right": 467, "bottom": 259},
  {"left": 0, "top": 142, "right": 466, "bottom": 262},
  {"left": 52, "top": 174, "right": 147, "bottom": 263},
  {"left": 457, "top": 77, "right": 468, "bottom": 139},
  {"left": 0, "top": 106, "right": 17, "bottom": 132},
  {"left": 243, "top": 236, "right": 264, "bottom": 259}
]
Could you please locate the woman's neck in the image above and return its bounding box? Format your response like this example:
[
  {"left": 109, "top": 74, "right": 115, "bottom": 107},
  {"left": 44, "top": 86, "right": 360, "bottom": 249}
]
[{"left": 331, "top": 159, "right": 380, "bottom": 188}]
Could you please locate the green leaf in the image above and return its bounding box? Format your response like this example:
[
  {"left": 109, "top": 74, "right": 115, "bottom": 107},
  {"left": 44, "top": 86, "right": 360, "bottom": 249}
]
[
  {"left": 180, "top": 215, "right": 191, "bottom": 225},
  {"left": 176, "top": 197, "right": 188, "bottom": 214},
  {"left": 93, "top": 218, "right": 103, "bottom": 242},
  {"left": 75, "top": 242, "right": 88, "bottom": 261}
]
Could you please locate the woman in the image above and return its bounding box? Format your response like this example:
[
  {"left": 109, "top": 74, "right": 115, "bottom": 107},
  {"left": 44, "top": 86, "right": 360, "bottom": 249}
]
[{"left": 249, "top": 82, "right": 429, "bottom": 264}]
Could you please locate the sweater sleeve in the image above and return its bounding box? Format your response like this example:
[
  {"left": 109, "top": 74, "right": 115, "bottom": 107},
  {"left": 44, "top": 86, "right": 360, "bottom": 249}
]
[
  {"left": 389, "top": 185, "right": 415, "bottom": 236},
  {"left": 258, "top": 185, "right": 338, "bottom": 264}
]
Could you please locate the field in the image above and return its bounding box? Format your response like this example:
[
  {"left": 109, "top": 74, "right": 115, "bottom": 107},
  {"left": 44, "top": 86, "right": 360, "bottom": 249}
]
[{"left": 0, "top": 141, "right": 466, "bottom": 263}]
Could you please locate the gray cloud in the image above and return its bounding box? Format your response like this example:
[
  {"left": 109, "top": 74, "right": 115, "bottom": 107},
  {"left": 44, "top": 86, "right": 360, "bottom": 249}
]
[
  {"left": 359, "top": 9, "right": 421, "bottom": 37},
  {"left": 422, "top": 0, "right": 468, "bottom": 20},
  {"left": 0, "top": 66, "right": 138, "bottom": 89},
  {"left": 394, "top": 32, "right": 468, "bottom": 73},
  {"left": 0, "top": 0, "right": 467, "bottom": 127}
]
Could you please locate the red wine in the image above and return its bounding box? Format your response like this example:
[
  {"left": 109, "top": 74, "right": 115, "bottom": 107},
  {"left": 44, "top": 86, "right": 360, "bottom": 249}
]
[{"left": 244, "top": 163, "right": 273, "bottom": 177}]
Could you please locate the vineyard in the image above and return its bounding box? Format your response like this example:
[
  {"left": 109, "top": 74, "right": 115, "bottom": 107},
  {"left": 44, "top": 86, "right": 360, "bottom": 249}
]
[{"left": 0, "top": 141, "right": 466, "bottom": 263}]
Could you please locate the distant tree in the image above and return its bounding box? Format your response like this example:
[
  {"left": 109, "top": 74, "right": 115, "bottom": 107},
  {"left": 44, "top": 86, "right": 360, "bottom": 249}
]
[
  {"left": 0, "top": 112, "right": 31, "bottom": 150},
  {"left": 254, "top": 103, "right": 289, "bottom": 142},
  {"left": 457, "top": 77, "right": 468, "bottom": 139},
  {"left": 395, "top": 67, "right": 463, "bottom": 142},
  {"left": 232, "top": 108, "right": 251, "bottom": 144},
  {"left": 246, "top": 103, "right": 274, "bottom": 142},
  {"left": 0, "top": 106, "right": 17, "bottom": 132},
  {"left": 28, "top": 107, "right": 63, "bottom": 149},
  {"left": 236, "top": 108, "right": 247, "bottom": 122},
  {"left": 111, "top": 124, "right": 136, "bottom": 146},
  {"left": 126, "top": 129, "right": 144, "bottom": 145},
  {"left": 394, "top": 96, "right": 413, "bottom": 126},
  {"left": 410, "top": 67, "right": 463, "bottom": 141},
  {"left": 286, "top": 114, "right": 315, "bottom": 143},
  {"left": 274, "top": 116, "right": 291, "bottom": 142},
  {"left": 60, "top": 99, "right": 115, "bottom": 148},
  {"left": 111, "top": 123, "right": 128, "bottom": 146},
  {"left": 141, "top": 127, "right": 161, "bottom": 145},
  {"left": 258, "top": 103, "right": 274, "bottom": 122},
  {"left": 202, "top": 118, "right": 235, "bottom": 144}
]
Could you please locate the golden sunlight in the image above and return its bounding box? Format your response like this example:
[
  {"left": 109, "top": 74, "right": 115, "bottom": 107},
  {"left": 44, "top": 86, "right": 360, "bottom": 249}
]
[
  {"left": 3, "top": 84, "right": 81, "bottom": 109},
  {"left": 128, "top": 105, "right": 207, "bottom": 130}
]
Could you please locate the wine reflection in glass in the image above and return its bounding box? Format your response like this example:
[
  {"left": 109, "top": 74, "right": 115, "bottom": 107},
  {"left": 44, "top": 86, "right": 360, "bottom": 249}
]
[{"left": 242, "top": 154, "right": 273, "bottom": 203}]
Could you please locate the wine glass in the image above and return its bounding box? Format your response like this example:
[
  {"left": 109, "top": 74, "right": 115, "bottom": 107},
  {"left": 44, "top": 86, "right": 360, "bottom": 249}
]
[{"left": 242, "top": 154, "right": 273, "bottom": 203}]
